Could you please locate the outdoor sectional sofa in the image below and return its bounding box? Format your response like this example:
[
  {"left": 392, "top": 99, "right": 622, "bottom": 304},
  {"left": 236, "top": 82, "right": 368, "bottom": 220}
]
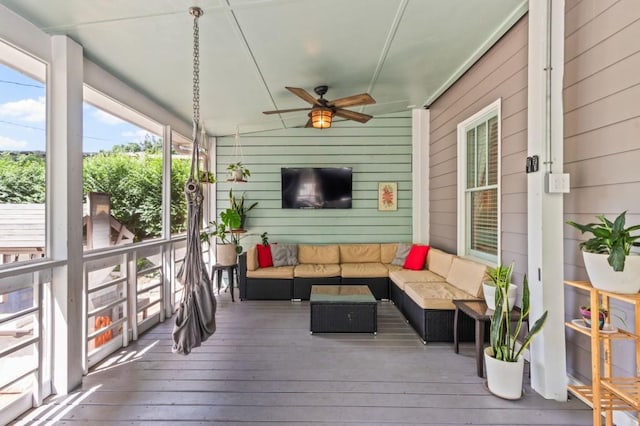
[{"left": 238, "top": 243, "right": 488, "bottom": 343}]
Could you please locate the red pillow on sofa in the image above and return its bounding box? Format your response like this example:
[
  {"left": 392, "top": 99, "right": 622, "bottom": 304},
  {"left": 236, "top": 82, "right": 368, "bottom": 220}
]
[
  {"left": 403, "top": 244, "right": 430, "bottom": 270},
  {"left": 256, "top": 244, "right": 273, "bottom": 268}
]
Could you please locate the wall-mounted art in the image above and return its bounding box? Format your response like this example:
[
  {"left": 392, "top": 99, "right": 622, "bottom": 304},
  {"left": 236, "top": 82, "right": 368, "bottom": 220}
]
[{"left": 378, "top": 182, "right": 397, "bottom": 211}]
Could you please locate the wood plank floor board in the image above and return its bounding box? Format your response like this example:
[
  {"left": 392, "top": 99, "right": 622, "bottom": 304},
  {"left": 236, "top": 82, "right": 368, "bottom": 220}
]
[{"left": 14, "top": 294, "right": 592, "bottom": 425}]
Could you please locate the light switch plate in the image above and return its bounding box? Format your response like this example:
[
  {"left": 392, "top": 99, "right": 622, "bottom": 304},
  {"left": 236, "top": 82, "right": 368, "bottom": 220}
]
[{"left": 545, "top": 173, "right": 570, "bottom": 193}]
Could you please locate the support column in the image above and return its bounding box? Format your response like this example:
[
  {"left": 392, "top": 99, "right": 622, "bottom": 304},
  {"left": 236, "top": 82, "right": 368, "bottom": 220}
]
[
  {"left": 48, "top": 35, "right": 84, "bottom": 393},
  {"left": 527, "top": 0, "right": 567, "bottom": 400},
  {"left": 412, "top": 108, "right": 430, "bottom": 244}
]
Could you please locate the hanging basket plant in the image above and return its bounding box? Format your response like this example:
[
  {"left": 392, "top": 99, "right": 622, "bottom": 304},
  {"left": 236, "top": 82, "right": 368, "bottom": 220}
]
[
  {"left": 227, "top": 161, "right": 250, "bottom": 182},
  {"left": 200, "top": 171, "right": 216, "bottom": 184}
]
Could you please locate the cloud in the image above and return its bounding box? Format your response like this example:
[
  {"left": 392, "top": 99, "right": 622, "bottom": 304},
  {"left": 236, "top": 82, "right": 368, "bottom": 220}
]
[
  {"left": 122, "top": 129, "right": 152, "bottom": 143},
  {"left": 92, "top": 109, "right": 125, "bottom": 125},
  {"left": 0, "top": 97, "right": 46, "bottom": 122},
  {"left": 0, "top": 135, "right": 28, "bottom": 149}
]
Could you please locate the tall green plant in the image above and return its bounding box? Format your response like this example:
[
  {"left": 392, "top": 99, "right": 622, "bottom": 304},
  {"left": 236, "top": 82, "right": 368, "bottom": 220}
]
[
  {"left": 566, "top": 211, "right": 640, "bottom": 272},
  {"left": 489, "top": 264, "right": 548, "bottom": 362}
]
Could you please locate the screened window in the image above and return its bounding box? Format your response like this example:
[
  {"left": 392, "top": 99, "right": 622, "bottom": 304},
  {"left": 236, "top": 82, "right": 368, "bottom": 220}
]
[
  {"left": 0, "top": 43, "right": 47, "bottom": 266},
  {"left": 82, "top": 88, "right": 165, "bottom": 250},
  {"left": 457, "top": 100, "right": 500, "bottom": 264}
]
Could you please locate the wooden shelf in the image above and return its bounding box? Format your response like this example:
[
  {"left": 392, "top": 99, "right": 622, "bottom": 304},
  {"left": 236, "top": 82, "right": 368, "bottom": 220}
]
[{"left": 564, "top": 280, "right": 640, "bottom": 425}]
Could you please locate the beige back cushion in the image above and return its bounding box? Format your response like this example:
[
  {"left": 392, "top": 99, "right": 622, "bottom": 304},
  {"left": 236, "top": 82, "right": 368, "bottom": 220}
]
[
  {"left": 446, "top": 257, "right": 487, "bottom": 297},
  {"left": 427, "top": 248, "right": 455, "bottom": 277},
  {"left": 246, "top": 246, "right": 258, "bottom": 271},
  {"left": 380, "top": 243, "right": 398, "bottom": 264},
  {"left": 339, "top": 244, "right": 381, "bottom": 263},
  {"left": 298, "top": 244, "right": 340, "bottom": 264}
]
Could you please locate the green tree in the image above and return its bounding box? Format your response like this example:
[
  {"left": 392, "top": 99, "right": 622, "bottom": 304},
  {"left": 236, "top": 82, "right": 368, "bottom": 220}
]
[
  {"left": 83, "top": 152, "right": 190, "bottom": 241},
  {"left": 0, "top": 152, "right": 45, "bottom": 203}
]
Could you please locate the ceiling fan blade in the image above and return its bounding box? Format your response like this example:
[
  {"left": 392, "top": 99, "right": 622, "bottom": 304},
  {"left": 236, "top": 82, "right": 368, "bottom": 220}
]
[
  {"left": 334, "top": 108, "right": 373, "bottom": 123},
  {"left": 263, "top": 107, "right": 311, "bottom": 115},
  {"left": 286, "top": 87, "right": 321, "bottom": 106},
  {"left": 329, "top": 93, "right": 376, "bottom": 108},
  {"left": 304, "top": 118, "right": 313, "bottom": 128}
]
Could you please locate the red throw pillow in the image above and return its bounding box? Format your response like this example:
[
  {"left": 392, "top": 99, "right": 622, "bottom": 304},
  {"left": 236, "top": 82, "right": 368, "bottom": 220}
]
[
  {"left": 403, "top": 244, "right": 430, "bottom": 270},
  {"left": 256, "top": 244, "right": 273, "bottom": 268}
]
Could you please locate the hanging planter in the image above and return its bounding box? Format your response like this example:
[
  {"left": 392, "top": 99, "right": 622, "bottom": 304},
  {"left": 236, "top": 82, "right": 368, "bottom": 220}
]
[{"left": 227, "top": 161, "right": 250, "bottom": 182}]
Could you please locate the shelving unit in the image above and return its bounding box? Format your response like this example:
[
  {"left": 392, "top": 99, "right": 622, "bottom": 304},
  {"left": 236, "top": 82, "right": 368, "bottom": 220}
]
[{"left": 564, "top": 280, "right": 640, "bottom": 426}]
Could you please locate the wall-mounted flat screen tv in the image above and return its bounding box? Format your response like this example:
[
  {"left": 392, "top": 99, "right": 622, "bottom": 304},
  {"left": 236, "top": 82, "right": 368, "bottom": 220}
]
[{"left": 281, "top": 167, "right": 352, "bottom": 209}]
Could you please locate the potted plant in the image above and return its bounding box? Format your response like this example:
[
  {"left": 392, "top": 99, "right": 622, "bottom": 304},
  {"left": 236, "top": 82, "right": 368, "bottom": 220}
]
[
  {"left": 199, "top": 171, "right": 216, "bottom": 184},
  {"left": 484, "top": 265, "right": 548, "bottom": 400},
  {"left": 202, "top": 208, "right": 242, "bottom": 265},
  {"left": 227, "top": 161, "right": 251, "bottom": 182},
  {"left": 566, "top": 211, "right": 640, "bottom": 293},
  {"left": 229, "top": 189, "right": 258, "bottom": 229},
  {"left": 483, "top": 263, "right": 517, "bottom": 311}
]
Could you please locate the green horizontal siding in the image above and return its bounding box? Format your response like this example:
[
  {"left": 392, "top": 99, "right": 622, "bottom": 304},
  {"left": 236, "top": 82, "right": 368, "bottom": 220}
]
[{"left": 216, "top": 111, "right": 412, "bottom": 245}]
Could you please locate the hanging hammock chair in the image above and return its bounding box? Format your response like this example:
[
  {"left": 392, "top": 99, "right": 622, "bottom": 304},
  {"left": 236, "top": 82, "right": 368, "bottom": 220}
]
[{"left": 172, "top": 7, "right": 216, "bottom": 355}]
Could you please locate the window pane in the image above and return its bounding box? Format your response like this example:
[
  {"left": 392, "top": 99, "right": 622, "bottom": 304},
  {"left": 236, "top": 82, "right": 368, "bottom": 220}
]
[
  {"left": 476, "top": 122, "right": 487, "bottom": 187},
  {"left": 0, "top": 61, "right": 47, "bottom": 265},
  {"left": 82, "top": 103, "right": 163, "bottom": 249},
  {"left": 487, "top": 117, "right": 498, "bottom": 185},
  {"left": 171, "top": 132, "right": 190, "bottom": 235},
  {"left": 466, "top": 128, "right": 476, "bottom": 188},
  {"left": 470, "top": 188, "right": 498, "bottom": 255}
]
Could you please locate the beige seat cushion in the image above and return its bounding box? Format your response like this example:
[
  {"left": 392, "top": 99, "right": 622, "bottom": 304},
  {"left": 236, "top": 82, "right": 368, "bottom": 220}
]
[
  {"left": 389, "top": 269, "right": 446, "bottom": 284},
  {"left": 339, "top": 244, "right": 381, "bottom": 263},
  {"left": 386, "top": 264, "right": 404, "bottom": 273},
  {"left": 427, "top": 248, "right": 455, "bottom": 277},
  {"left": 298, "top": 244, "right": 339, "bottom": 264},
  {"left": 294, "top": 263, "right": 341, "bottom": 278},
  {"left": 446, "top": 257, "right": 487, "bottom": 298},
  {"left": 380, "top": 243, "right": 398, "bottom": 264},
  {"left": 247, "top": 266, "right": 294, "bottom": 279},
  {"left": 404, "top": 281, "right": 478, "bottom": 310},
  {"left": 341, "top": 262, "right": 388, "bottom": 278}
]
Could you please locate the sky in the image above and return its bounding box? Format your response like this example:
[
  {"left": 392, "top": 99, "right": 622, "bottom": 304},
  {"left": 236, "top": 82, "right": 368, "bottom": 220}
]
[{"left": 0, "top": 63, "right": 155, "bottom": 153}]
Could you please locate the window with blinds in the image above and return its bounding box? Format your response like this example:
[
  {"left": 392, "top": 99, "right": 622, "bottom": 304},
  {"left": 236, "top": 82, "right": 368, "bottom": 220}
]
[{"left": 458, "top": 100, "right": 500, "bottom": 264}]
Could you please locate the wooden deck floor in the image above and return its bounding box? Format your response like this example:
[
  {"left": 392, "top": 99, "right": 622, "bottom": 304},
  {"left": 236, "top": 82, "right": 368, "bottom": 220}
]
[{"left": 15, "top": 290, "right": 592, "bottom": 425}]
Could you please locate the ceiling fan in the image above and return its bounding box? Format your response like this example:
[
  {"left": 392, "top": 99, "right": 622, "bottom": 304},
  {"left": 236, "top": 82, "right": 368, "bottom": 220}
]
[{"left": 263, "top": 85, "right": 376, "bottom": 128}]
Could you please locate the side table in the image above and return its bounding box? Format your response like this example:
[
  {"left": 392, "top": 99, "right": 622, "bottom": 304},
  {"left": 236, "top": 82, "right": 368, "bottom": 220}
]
[
  {"left": 211, "top": 263, "right": 238, "bottom": 302},
  {"left": 453, "top": 299, "right": 525, "bottom": 378}
]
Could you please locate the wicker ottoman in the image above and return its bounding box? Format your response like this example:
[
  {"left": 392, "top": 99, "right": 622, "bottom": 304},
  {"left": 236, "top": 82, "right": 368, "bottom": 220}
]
[{"left": 310, "top": 285, "right": 377, "bottom": 334}]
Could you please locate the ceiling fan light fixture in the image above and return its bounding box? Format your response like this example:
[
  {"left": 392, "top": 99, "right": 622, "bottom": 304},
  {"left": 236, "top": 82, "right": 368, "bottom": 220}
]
[{"left": 310, "top": 107, "right": 333, "bottom": 129}]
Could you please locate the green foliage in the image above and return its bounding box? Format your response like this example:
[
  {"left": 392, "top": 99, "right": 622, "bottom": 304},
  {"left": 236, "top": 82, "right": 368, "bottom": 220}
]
[
  {"left": 489, "top": 264, "right": 548, "bottom": 362},
  {"left": 229, "top": 188, "right": 258, "bottom": 219},
  {"left": 567, "top": 211, "right": 640, "bottom": 272},
  {"left": 201, "top": 209, "right": 241, "bottom": 245},
  {"left": 227, "top": 161, "right": 250, "bottom": 179},
  {"left": 260, "top": 232, "right": 269, "bottom": 246},
  {"left": 0, "top": 136, "right": 189, "bottom": 241},
  {"left": 83, "top": 151, "right": 190, "bottom": 241},
  {"left": 0, "top": 152, "right": 45, "bottom": 203}
]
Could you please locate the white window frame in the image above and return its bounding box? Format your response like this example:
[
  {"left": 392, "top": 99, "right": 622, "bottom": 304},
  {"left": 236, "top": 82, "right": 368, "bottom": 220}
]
[{"left": 456, "top": 98, "right": 501, "bottom": 265}]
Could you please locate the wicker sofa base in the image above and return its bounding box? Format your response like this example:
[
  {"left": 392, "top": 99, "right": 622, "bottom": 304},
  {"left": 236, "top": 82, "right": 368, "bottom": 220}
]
[
  {"left": 293, "top": 277, "right": 341, "bottom": 300},
  {"left": 389, "top": 280, "right": 405, "bottom": 312},
  {"left": 242, "top": 278, "right": 292, "bottom": 300},
  {"left": 341, "top": 277, "right": 389, "bottom": 300},
  {"left": 403, "top": 292, "right": 477, "bottom": 343}
]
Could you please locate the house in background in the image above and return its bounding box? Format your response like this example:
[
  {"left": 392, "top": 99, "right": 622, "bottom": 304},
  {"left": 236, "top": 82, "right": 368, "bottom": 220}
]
[{"left": 0, "top": 1, "right": 639, "bottom": 425}]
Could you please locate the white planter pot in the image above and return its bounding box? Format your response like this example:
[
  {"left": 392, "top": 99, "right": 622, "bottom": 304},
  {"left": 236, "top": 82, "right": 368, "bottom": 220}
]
[
  {"left": 229, "top": 170, "right": 244, "bottom": 181},
  {"left": 216, "top": 243, "right": 237, "bottom": 266},
  {"left": 582, "top": 251, "right": 640, "bottom": 294},
  {"left": 484, "top": 347, "right": 524, "bottom": 400},
  {"left": 482, "top": 283, "right": 517, "bottom": 311}
]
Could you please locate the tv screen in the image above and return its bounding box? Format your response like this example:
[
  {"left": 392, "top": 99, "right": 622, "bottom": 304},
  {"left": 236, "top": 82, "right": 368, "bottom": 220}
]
[{"left": 281, "top": 167, "right": 352, "bottom": 209}]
